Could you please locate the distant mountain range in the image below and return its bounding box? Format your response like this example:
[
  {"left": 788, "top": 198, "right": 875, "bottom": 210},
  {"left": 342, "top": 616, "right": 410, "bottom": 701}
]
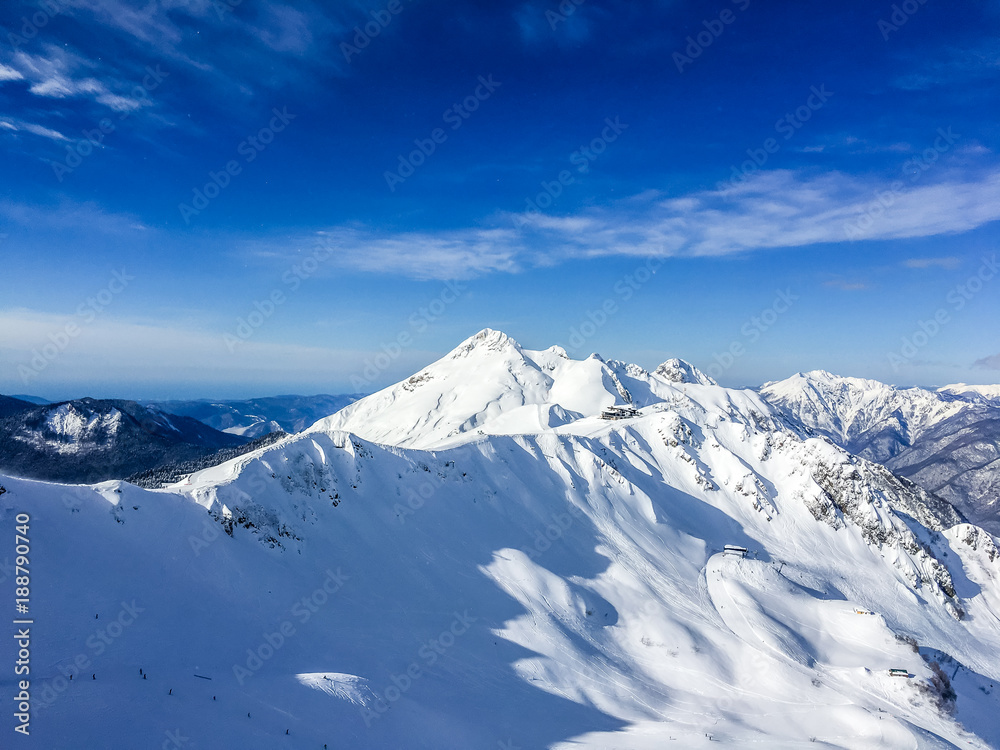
[
  {"left": 0, "top": 394, "right": 361, "bottom": 484},
  {"left": 3, "top": 365, "right": 997, "bottom": 533},
  {"left": 145, "top": 394, "right": 363, "bottom": 437},
  {"left": 760, "top": 372, "right": 1000, "bottom": 532},
  {"left": 8, "top": 393, "right": 51, "bottom": 405},
  {"left": 0, "top": 398, "right": 249, "bottom": 483}
]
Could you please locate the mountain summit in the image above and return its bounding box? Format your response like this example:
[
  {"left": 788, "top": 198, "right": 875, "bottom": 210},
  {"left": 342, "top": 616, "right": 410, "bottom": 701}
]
[
  {"left": 654, "top": 357, "right": 717, "bottom": 385},
  {"left": 311, "top": 329, "right": 729, "bottom": 449}
]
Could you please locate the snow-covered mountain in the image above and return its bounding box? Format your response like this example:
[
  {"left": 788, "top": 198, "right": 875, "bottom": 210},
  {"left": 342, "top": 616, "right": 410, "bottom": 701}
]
[
  {"left": 940, "top": 383, "right": 1000, "bottom": 407},
  {"left": 761, "top": 371, "right": 1000, "bottom": 531},
  {"left": 148, "top": 393, "right": 363, "bottom": 437},
  {"left": 3, "top": 331, "right": 1000, "bottom": 749},
  {"left": 312, "top": 328, "right": 723, "bottom": 449},
  {"left": 759, "top": 370, "right": 972, "bottom": 459},
  {"left": 0, "top": 398, "right": 247, "bottom": 483}
]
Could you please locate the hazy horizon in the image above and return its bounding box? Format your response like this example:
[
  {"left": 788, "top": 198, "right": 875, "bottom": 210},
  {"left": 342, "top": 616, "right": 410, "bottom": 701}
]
[{"left": 5, "top": 325, "right": 999, "bottom": 403}]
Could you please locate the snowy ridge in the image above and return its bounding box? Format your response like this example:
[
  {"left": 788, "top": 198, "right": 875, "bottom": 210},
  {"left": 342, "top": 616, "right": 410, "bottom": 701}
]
[
  {"left": 761, "top": 370, "right": 1000, "bottom": 531},
  {"left": 654, "top": 356, "right": 718, "bottom": 386},
  {"left": 5, "top": 331, "right": 1000, "bottom": 748},
  {"left": 760, "top": 370, "right": 969, "bottom": 455},
  {"left": 940, "top": 383, "right": 1000, "bottom": 406},
  {"left": 311, "top": 328, "right": 740, "bottom": 450}
]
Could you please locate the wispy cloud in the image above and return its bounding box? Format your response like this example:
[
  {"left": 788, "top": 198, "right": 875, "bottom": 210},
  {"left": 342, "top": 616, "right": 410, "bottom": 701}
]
[
  {"left": 257, "top": 4, "right": 317, "bottom": 55},
  {"left": 0, "top": 200, "right": 150, "bottom": 235},
  {"left": 0, "top": 63, "right": 24, "bottom": 81},
  {"left": 0, "top": 118, "right": 69, "bottom": 141},
  {"left": 239, "top": 167, "right": 1000, "bottom": 280},
  {"left": 974, "top": 353, "right": 1000, "bottom": 371},
  {"left": 10, "top": 47, "right": 151, "bottom": 112},
  {"left": 67, "top": 0, "right": 347, "bottom": 84},
  {"left": 903, "top": 257, "right": 961, "bottom": 270},
  {"left": 513, "top": 2, "right": 594, "bottom": 47},
  {"left": 246, "top": 226, "right": 521, "bottom": 281},
  {"left": 824, "top": 279, "right": 869, "bottom": 291},
  {"left": 796, "top": 136, "right": 912, "bottom": 155},
  {"left": 509, "top": 167, "right": 1000, "bottom": 260},
  {"left": 892, "top": 43, "right": 1000, "bottom": 91}
]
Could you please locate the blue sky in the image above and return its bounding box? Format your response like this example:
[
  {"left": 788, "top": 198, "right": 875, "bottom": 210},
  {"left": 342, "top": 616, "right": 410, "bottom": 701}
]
[{"left": 1, "top": 0, "right": 998, "bottom": 399}]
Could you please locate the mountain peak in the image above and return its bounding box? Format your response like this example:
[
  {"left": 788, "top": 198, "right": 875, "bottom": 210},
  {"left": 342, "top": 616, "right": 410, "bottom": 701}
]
[
  {"left": 802, "top": 369, "right": 838, "bottom": 381},
  {"left": 767, "top": 369, "right": 886, "bottom": 393},
  {"left": 655, "top": 358, "right": 717, "bottom": 386},
  {"left": 312, "top": 331, "right": 774, "bottom": 450},
  {"left": 791, "top": 369, "right": 852, "bottom": 385},
  {"left": 450, "top": 328, "right": 519, "bottom": 358}
]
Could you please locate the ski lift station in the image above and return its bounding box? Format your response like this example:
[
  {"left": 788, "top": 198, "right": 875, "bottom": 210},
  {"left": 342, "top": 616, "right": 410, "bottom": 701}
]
[
  {"left": 600, "top": 405, "right": 640, "bottom": 420},
  {"left": 724, "top": 545, "right": 748, "bottom": 558}
]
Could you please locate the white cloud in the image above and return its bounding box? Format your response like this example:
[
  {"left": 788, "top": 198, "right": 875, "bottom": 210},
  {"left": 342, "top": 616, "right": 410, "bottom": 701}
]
[
  {"left": 241, "top": 167, "right": 1000, "bottom": 280},
  {"left": 0, "top": 200, "right": 149, "bottom": 235},
  {"left": 22, "top": 122, "right": 70, "bottom": 141},
  {"left": 509, "top": 168, "right": 1000, "bottom": 260},
  {"left": 95, "top": 92, "right": 147, "bottom": 112},
  {"left": 892, "top": 42, "right": 1000, "bottom": 91},
  {"left": 246, "top": 227, "right": 522, "bottom": 281},
  {"left": 258, "top": 5, "right": 315, "bottom": 55},
  {"left": 72, "top": 0, "right": 343, "bottom": 82},
  {"left": 973, "top": 353, "right": 1000, "bottom": 371},
  {"left": 10, "top": 49, "right": 150, "bottom": 112},
  {"left": 28, "top": 76, "right": 78, "bottom": 98},
  {"left": 0, "top": 118, "right": 70, "bottom": 141},
  {"left": 0, "top": 64, "right": 24, "bottom": 81}
]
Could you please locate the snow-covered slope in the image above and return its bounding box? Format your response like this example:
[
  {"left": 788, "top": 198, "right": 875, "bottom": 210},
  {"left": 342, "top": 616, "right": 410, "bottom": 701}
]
[
  {"left": 759, "top": 371, "right": 972, "bottom": 459},
  {"left": 940, "top": 384, "right": 1000, "bottom": 407},
  {"left": 761, "top": 371, "right": 1000, "bottom": 531},
  {"left": 4, "top": 332, "right": 1000, "bottom": 749},
  {"left": 883, "top": 415, "right": 1000, "bottom": 532}
]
